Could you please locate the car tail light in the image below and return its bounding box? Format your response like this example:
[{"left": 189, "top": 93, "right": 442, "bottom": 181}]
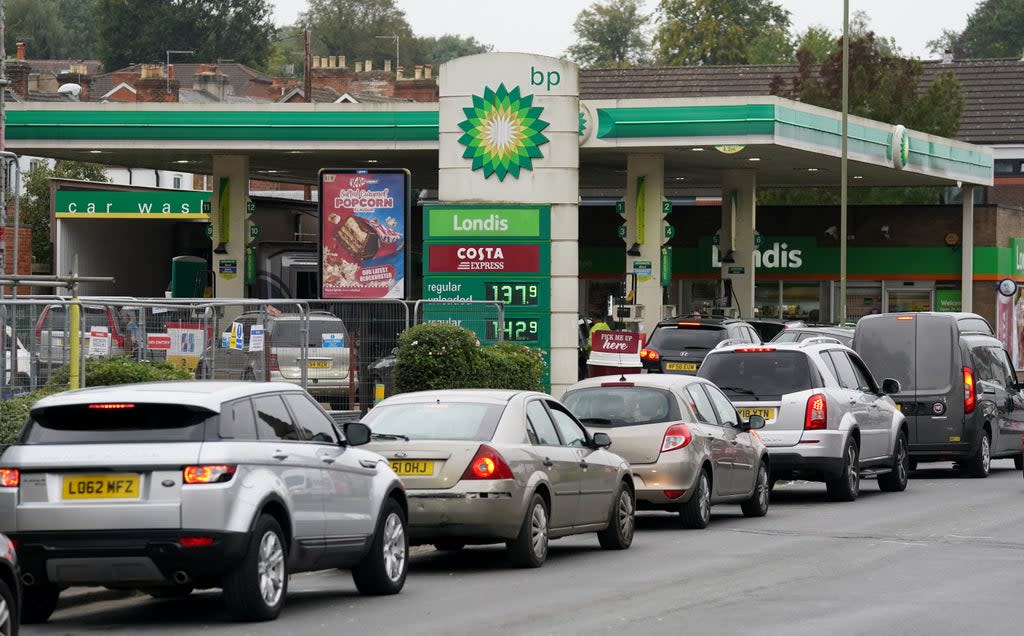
[
  {"left": 895, "top": 316, "right": 914, "bottom": 321},
  {"left": 804, "top": 394, "right": 827, "bottom": 430},
  {"left": 601, "top": 381, "right": 634, "bottom": 387},
  {"left": 663, "top": 490, "right": 686, "bottom": 499},
  {"left": 183, "top": 465, "right": 237, "bottom": 484},
  {"left": 88, "top": 403, "right": 136, "bottom": 410},
  {"left": 269, "top": 353, "right": 280, "bottom": 371},
  {"left": 0, "top": 468, "right": 19, "bottom": 488},
  {"left": 677, "top": 322, "right": 701, "bottom": 327},
  {"left": 461, "top": 445, "right": 514, "bottom": 480},
  {"left": 640, "top": 348, "right": 660, "bottom": 362},
  {"left": 963, "top": 366, "right": 975, "bottom": 414},
  {"left": 661, "top": 424, "right": 693, "bottom": 452},
  {"left": 736, "top": 347, "right": 776, "bottom": 353},
  {"left": 179, "top": 536, "right": 214, "bottom": 548}
]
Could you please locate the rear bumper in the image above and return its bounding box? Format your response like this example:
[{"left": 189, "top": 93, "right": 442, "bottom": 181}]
[
  {"left": 10, "top": 529, "right": 249, "bottom": 586},
  {"left": 406, "top": 490, "right": 523, "bottom": 543},
  {"left": 767, "top": 432, "right": 847, "bottom": 481},
  {"left": 631, "top": 460, "right": 700, "bottom": 505}
]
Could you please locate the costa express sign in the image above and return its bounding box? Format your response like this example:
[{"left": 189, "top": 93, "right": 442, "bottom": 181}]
[{"left": 426, "top": 244, "right": 549, "bottom": 274}]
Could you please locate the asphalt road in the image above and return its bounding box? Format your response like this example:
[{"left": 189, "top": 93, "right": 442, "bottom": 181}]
[{"left": 24, "top": 460, "right": 1024, "bottom": 636}]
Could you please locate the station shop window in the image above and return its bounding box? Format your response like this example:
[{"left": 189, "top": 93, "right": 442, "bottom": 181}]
[
  {"left": 887, "top": 289, "right": 933, "bottom": 313},
  {"left": 782, "top": 283, "right": 821, "bottom": 321},
  {"left": 844, "top": 286, "right": 883, "bottom": 321}
]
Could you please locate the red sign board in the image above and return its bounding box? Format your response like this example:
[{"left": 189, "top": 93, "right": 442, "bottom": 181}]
[
  {"left": 427, "top": 245, "right": 540, "bottom": 273},
  {"left": 147, "top": 334, "right": 172, "bottom": 351},
  {"left": 591, "top": 330, "right": 643, "bottom": 355}
]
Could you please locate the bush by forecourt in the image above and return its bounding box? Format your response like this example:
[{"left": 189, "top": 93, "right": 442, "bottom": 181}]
[
  {"left": 392, "top": 323, "right": 545, "bottom": 394},
  {"left": 1, "top": 356, "right": 192, "bottom": 448}
]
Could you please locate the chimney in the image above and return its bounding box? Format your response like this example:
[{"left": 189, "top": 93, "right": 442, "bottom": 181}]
[
  {"left": 5, "top": 59, "right": 30, "bottom": 99},
  {"left": 942, "top": 49, "right": 953, "bottom": 64},
  {"left": 424, "top": 64, "right": 432, "bottom": 79},
  {"left": 414, "top": 65, "right": 423, "bottom": 80},
  {"left": 313, "top": 55, "right": 321, "bottom": 69},
  {"left": 355, "top": 61, "right": 364, "bottom": 72},
  {"left": 16, "top": 41, "right": 25, "bottom": 60},
  {"left": 396, "top": 65, "right": 404, "bottom": 79},
  {"left": 193, "top": 67, "right": 230, "bottom": 101},
  {"left": 338, "top": 55, "right": 346, "bottom": 69},
  {"left": 328, "top": 55, "right": 337, "bottom": 68},
  {"left": 365, "top": 59, "right": 372, "bottom": 72},
  {"left": 384, "top": 59, "right": 392, "bottom": 73}
]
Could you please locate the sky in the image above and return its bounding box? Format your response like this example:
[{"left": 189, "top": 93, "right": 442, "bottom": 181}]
[{"left": 268, "top": 0, "right": 982, "bottom": 61}]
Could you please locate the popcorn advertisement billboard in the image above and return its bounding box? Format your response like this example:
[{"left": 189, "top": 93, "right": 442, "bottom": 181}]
[{"left": 319, "top": 169, "right": 410, "bottom": 299}]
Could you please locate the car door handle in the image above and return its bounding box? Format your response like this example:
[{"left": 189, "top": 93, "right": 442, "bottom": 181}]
[
  {"left": 579, "top": 461, "right": 589, "bottom": 469},
  {"left": 543, "top": 458, "right": 554, "bottom": 468},
  {"left": 272, "top": 452, "right": 289, "bottom": 461},
  {"left": 359, "top": 459, "right": 380, "bottom": 469}
]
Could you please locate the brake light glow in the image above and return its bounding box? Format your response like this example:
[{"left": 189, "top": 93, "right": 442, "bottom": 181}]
[
  {"left": 963, "top": 366, "right": 975, "bottom": 414},
  {"left": 179, "top": 536, "right": 214, "bottom": 548},
  {"left": 677, "top": 322, "right": 701, "bottom": 327},
  {"left": 0, "top": 468, "right": 19, "bottom": 488},
  {"left": 88, "top": 403, "right": 136, "bottom": 410},
  {"left": 804, "top": 393, "right": 827, "bottom": 430},
  {"left": 736, "top": 347, "right": 776, "bottom": 353},
  {"left": 640, "top": 348, "right": 661, "bottom": 362},
  {"left": 601, "top": 382, "right": 635, "bottom": 387},
  {"left": 896, "top": 316, "right": 914, "bottom": 321},
  {"left": 661, "top": 423, "right": 693, "bottom": 452},
  {"left": 461, "top": 445, "right": 514, "bottom": 480},
  {"left": 663, "top": 490, "right": 686, "bottom": 499},
  {"left": 183, "top": 465, "right": 237, "bottom": 484}
]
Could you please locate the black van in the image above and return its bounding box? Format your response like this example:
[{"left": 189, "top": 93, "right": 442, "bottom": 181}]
[{"left": 853, "top": 312, "right": 1024, "bottom": 476}]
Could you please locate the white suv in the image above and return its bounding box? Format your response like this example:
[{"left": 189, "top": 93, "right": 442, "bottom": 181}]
[
  {"left": 697, "top": 339, "right": 909, "bottom": 501},
  {"left": 0, "top": 381, "right": 407, "bottom": 623}
]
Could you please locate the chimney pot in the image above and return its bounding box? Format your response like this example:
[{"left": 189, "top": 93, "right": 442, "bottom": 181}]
[
  {"left": 396, "top": 65, "right": 404, "bottom": 79},
  {"left": 365, "top": 59, "right": 372, "bottom": 72},
  {"left": 424, "top": 64, "right": 432, "bottom": 79},
  {"left": 16, "top": 41, "right": 25, "bottom": 60},
  {"left": 355, "top": 61, "right": 363, "bottom": 73},
  {"left": 942, "top": 49, "right": 953, "bottom": 63},
  {"left": 313, "top": 55, "right": 321, "bottom": 69},
  {"left": 414, "top": 65, "right": 423, "bottom": 80},
  {"left": 338, "top": 55, "right": 346, "bottom": 69},
  {"left": 384, "top": 59, "right": 392, "bottom": 73},
  {"left": 168, "top": 64, "right": 175, "bottom": 79},
  {"left": 329, "top": 55, "right": 337, "bottom": 68}
]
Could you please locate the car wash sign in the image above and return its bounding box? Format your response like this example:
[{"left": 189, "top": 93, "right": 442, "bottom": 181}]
[{"left": 55, "top": 191, "right": 210, "bottom": 219}]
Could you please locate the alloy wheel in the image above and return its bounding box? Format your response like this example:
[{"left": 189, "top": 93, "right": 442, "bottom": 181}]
[
  {"left": 530, "top": 503, "right": 549, "bottom": 560},
  {"left": 257, "top": 530, "right": 286, "bottom": 607},
  {"left": 698, "top": 474, "right": 711, "bottom": 524},
  {"left": 756, "top": 465, "right": 769, "bottom": 510},
  {"left": 0, "top": 594, "right": 9, "bottom": 636},
  {"left": 895, "top": 437, "right": 908, "bottom": 484},
  {"left": 382, "top": 512, "right": 407, "bottom": 582},
  {"left": 846, "top": 443, "right": 859, "bottom": 496},
  {"left": 981, "top": 434, "right": 991, "bottom": 473},
  {"left": 617, "top": 490, "right": 635, "bottom": 543}
]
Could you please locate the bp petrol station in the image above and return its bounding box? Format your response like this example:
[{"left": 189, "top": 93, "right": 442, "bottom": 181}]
[{"left": 6, "top": 53, "right": 994, "bottom": 395}]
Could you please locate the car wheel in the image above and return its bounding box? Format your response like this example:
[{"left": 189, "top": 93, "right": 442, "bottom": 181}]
[
  {"left": 352, "top": 499, "right": 408, "bottom": 595},
  {"left": 0, "top": 576, "right": 17, "bottom": 636},
  {"left": 222, "top": 514, "right": 287, "bottom": 622},
  {"left": 878, "top": 433, "right": 910, "bottom": 492},
  {"left": 1014, "top": 455, "right": 1023, "bottom": 470},
  {"left": 506, "top": 493, "right": 549, "bottom": 568},
  {"left": 433, "top": 540, "right": 465, "bottom": 552},
  {"left": 826, "top": 437, "right": 860, "bottom": 502},
  {"left": 740, "top": 461, "right": 770, "bottom": 517},
  {"left": 597, "top": 481, "right": 635, "bottom": 550},
  {"left": 679, "top": 469, "right": 711, "bottom": 529},
  {"left": 967, "top": 429, "right": 991, "bottom": 478},
  {"left": 20, "top": 583, "right": 59, "bottom": 625}
]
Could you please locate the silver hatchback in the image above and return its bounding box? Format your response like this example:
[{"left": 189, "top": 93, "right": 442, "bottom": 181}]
[
  {"left": 0, "top": 381, "right": 407, "bottom": 623},
  {"left": 698, "top": 340, "right": 909, "bottom": 501}
]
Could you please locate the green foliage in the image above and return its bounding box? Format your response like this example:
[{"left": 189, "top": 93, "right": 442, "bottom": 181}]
[
  {"left": 654, "top": 0, "right": 791, "bottom": 66},
  {"left": 417, "top": 34, "right": 492, "bottom": 67},
  {"left": 0, "top": 387, "right": 62, "bottom": 447},
  {"left": 97, "top": 0, "right": 274, "bottom": 70},
  {"left": 392, "top": 323, "right": 545, "bottom": 394},
  {"left": 952, "top": 0, "right": 1024, "bottom": 59},
  {"left": 45, "top": 356, "right": 193, "bottom": 389},
  {"left": 793, "top": 25, "right": 836, "bottom": 62},
  {"left": 4, "top": 0, "right": 98, "bottom": 60},
  {"left": 301, "top": 0, "right": 414, "bottom": 69},
  {"left": 23, "top": 161, "right": 109, "bottom": 266},
  {"left": 567, "top": 0, "right": 651, "bottom": 69}
]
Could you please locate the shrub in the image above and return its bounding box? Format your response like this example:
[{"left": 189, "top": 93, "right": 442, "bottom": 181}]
[
  {"left": 1, "top": 387, "right": 62, "bottom": 447},
  {"left": 392, "top": 323, "right": 546, "bottom": 394}
]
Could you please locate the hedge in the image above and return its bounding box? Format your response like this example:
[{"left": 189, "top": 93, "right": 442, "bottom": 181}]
[{"left": 392, "top": 323, "right": 545, "bottom": 394}]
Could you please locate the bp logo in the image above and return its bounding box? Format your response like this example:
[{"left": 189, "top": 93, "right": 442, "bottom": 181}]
[
  {"left": 457, "top": 83, "right": 549, "bottom": 181},
  {"left": 890, "top": 124, "right": 910, "bottom": 169}
]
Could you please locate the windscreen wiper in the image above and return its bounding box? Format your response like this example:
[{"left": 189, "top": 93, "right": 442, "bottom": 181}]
[
  {"left": 716, "top": 386, "right": 759, "bottom": 400},
  {"left": 371, "top": 432, "right": 410, "bottom": 441}
]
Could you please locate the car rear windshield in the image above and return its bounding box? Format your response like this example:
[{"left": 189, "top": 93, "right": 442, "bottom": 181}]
[
  {"left": 698, "top": 351, "right": 815, "bottom": 400},
  {"left": 855, "top": 315, "right": 953, "bottom": 393},
  {"left": 362, "top": 402, "right": 504, "bottom": 441},
  {"left": 562, "top": 386, "right": 682, "bottom": 426},
  {"left": 22, "top": 404, "right": 215, "bottom": 444},
  {"left": 271, "top": 319, "right": 346, "bottom": 347},
  {"left": 650, "top": 325, "right": 726, "bottom": 350}
]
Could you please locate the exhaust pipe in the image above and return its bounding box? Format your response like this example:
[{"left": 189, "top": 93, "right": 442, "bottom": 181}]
[
  {"left": 21, "top": 572, "right": 35, "bottom": 586},
  {"left": 172, "top": 571, "right": 190, "bottom": 585}
]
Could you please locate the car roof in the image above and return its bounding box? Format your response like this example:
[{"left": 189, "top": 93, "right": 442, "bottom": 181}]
[
  {"left": 376, "top": 388, "right": 546, "bottom": 406},
  {"left": 31, "top": 381, "right": 303, "bottom": 412},
  {"left": 566, "top": 373, "right": 713, "bottom": 390},
  {"left": 657, "top": 316, "right": 744, "bottom": 327},
  {"left": 710, "top": 340, "right": 852, "bottom": 354}
]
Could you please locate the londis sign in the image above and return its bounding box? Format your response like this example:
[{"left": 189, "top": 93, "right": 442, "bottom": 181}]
[{"left": 424, "top": 205, "right": 550, "bottom": 239}]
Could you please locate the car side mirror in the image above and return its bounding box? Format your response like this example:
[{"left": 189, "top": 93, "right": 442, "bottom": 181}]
[
  {"left": 881, "top": 378, "right": 901, "bottom": 395},
  {"left": 591, "top": 431, "right": 612, "bottom": 448},
  {"left": 744, "top": 414, "right": 766, "bottom": 430},
  {"left": 343, "top": 421, "right": 371, "bottom": 446}
]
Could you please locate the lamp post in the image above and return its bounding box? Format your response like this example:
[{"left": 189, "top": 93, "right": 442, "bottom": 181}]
[
  {"left": 839, "top": 0, "right": 849, "bottom": 323},
  {"left": 376, "top": 34, "right": 399, "bottom": 70},
  {"left": 166, "top": 49, "right": 195, "bottom": 93}
]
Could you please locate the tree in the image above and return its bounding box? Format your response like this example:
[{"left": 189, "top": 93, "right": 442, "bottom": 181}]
[
  {"left": 300, "top": 0, "right": 414, "bottom": 70},
  {"left": 793, "top": 25, "right": 836, "bottom": 62},
  {"left": 653, "top": 0, "right": 791, "bottom": 66},
  {"left": 745, "top": 29, "right": 793, "bottom": 64},
  {"left": 4, "top": 0, "right": 69, "bottom": 59},
  {"left": 55, "top": 0, "right": 101, "bottom": 59},
  {"left": 22, "top": 161, "right": 109, "bottom": 267},
  {"left": 416, "top": 34, "right": 492, "bottom": 67},
  {"left": 943, "top": 0, "right": 1024, "bottom": 59},
  {"left": 566, "top": 0, "right": 651, "bottom": 69},
  {"left": 96, "top": 0, "right": 274, "bottom": 70}
]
